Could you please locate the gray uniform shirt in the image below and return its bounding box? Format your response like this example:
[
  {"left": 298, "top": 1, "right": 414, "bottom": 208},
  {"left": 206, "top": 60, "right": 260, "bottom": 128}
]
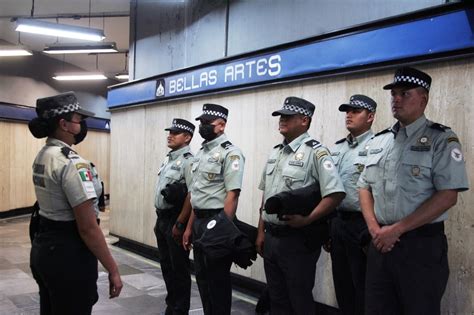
[
  {"left": 190, "top": 134, "right": 245, "bottom": 210},
  {"left": 259, "top": 132, "right": 346, "bottom": 225},
  {"left": 331, "top": 130, "right": 373, "bottom": 212},
  {"left": 358, "top": 115, "right": 469, "bottom": 225},
  {"left": 32, "top": 138, "right": 100, "bottom": 221},
  {"left": 154, "top": 145, "right": 193, "bottom": 210}
]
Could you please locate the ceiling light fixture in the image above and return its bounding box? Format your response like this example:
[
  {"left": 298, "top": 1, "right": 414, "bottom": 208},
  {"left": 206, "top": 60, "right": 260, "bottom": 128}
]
[
  {"left": 43, "top": 42, "right": 118, "bottom": 54},
  {"left": 114, "top": 72, "right": 129, "bottom": 80},
  {"left": 52, "top": 73, "right": 108, "bottom": 81},
  {"left": 0, "top": 46, "right": 33, "bottom": 56},
  {"left": 15, "top": 18, "right": 105, "bottom": 41}
]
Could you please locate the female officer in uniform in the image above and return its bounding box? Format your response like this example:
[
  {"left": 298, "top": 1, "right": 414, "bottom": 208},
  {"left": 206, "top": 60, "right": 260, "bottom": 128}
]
[{"left": 28, "top": 92, "right": 122, "bottom": 314}]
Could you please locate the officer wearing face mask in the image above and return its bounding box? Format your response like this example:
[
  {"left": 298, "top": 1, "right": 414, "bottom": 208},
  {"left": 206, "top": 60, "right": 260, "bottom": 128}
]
[
  {"left": 182, "top": 103, "right": 245, "bottom": 315},
  {"left": 29, "top": 91, "right": 122, "bottom": 314}
]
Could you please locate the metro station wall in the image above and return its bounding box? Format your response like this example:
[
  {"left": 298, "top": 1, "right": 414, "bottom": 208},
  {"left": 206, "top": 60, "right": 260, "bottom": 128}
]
[
  {"left": 109, "top": 57, "right": 473, "bottom": 311},
  {"left": 0, "top": 123, "right": 111, "bottom": 213}
]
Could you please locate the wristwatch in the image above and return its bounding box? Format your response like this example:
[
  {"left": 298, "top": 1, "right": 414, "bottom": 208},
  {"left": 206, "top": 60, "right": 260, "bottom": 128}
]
[{"left": 175, "top": 221, "right": 186, "bottom": 231}]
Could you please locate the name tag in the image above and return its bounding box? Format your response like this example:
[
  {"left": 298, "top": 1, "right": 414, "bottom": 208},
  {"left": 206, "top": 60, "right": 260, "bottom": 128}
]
[
  {"left": 370, "top": 148, "right": 383, "bottom": 154},
  {"left": 171, "top": 165, "right": 181, "bottom": 171},
  {"left": 358, "top": 150, "right": 367, "bottom": 156},
  {"left": 268, "top": 159, "right": 276, "bottom": 164},
  {"left": 410, "top": 145, "right": 431, "bottom": 151},
  {"left": 288, "top": 161, "right": 304, "bottom": 167}
]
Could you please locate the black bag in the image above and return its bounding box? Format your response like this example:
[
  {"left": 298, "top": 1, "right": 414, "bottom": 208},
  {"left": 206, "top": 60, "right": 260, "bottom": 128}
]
[
  {"left": 29, "top": 201, "right": 40, "bottom": 243},
  {"left": 194, "top": 212, "right": 257, "bottom": 269}
]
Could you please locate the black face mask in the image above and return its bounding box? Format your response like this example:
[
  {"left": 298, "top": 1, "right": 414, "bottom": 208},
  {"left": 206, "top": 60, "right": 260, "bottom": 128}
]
[
  {"left": 73, "top": 120, "right": 88, "bottom": 145},
  {"left": 199, "top": 124, "right": 217, "bottom": 141}
]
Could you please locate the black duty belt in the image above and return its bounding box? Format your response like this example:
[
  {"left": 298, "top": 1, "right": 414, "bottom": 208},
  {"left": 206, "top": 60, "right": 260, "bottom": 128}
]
[
  {"left": 401, "top": 222, "right": 444, "bottom": 238},
  {"left": 337, "top": 210, "right": 363, "bottom": 221},
  {"left": 264, "top": 222, "right": 300, "bottom": 237},
  {"left": 39, "top": 215, "right": 100, "bottom": 233},
  {"left": 194, "top": 208, "right": 223, "bottom": 219}
]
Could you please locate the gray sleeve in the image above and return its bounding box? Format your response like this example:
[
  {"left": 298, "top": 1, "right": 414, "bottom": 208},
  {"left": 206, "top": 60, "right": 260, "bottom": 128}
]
[
  {"left": 183, "top": 157, "right": 194, "bottom": 188},
  {"left": 432, "top": 131, "right": 469, "bottom": 191},
  {"left": 223, "top": 149, "right": 245, "bottom": 191},
  {"left": 61, "top": 158, "right": 97, "bottom": 208},
  {"left": 312, "top": 147, "right": 346, "bottom": 197}
]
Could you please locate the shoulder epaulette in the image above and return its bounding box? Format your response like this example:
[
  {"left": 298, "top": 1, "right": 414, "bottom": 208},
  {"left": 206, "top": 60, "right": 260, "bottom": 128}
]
[
  {"left": 183, "top": 152, "right": 193, "bottom": 158},
  {"left": 61, "top": 147, "right": 77, "bottom": 159},
  {"left": 429, "top": 122, "right": 451, "bottom": 132},
  {"left": 335, "top": 138, "right": 346, "bottom": 144},
  {"left": 305, "top": 139, "right": 321, "bottom": 149},
  {"left": 273, "top": 143, "right": 283, "bottom": 149},
  {"left": 221, "top": 141, "right": 233, "bottom": 150},
  {"left": 374, "top": 128, "right": 391, "bottom": 137}
]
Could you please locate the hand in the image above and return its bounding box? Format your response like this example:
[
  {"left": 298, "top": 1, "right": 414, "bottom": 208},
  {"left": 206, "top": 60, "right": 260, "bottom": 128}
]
[
  {"left": 322, "top": 238, "right": 332, "bottom": 253},
  {"left": 372, "top": 224, "right": 402, "bottom": 253},
  {"left": 108, "top": 271, "right": 123, "bottom": 298},
  {"left": 255, "top": 230, "right": 265, "bottom": 257},
  {"left": 172, "top": 224, "right": 184, "bottom": 244},
  {"left": 283, "top": 214, "right": 311, "bottom": 228},
  {"left": 182, "top": 228, "right": 193, "bottom": 251}
]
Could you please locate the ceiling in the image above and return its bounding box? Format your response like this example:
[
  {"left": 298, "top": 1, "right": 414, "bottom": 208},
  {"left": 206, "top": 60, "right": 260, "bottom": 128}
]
[{"left": 0, "top": 0, "right": 131, "bottom": 79}]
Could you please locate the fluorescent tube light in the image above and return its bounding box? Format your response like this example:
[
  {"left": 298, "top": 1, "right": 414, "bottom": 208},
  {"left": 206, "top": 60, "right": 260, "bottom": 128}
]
[
  {"left": 0, "top": 46, "right": 32, "bottom": 56},
  {"left": 115, "top": 73, "right": 129, "bottom": 80},
  {"left": 15, "top": 18, "right": 105, "bottom": 42},
  {"left": 43, "top": 42, "right": 118, "bottom": 54},
  {"left": 53, "top": 73, "right": 108, "bottom": 81}
]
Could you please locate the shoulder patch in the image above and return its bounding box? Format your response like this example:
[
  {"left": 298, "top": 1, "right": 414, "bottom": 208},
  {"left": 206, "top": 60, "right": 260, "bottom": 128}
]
[
  {"left": 305, "top": 139, "right": 321, "bottom": 149},
  {"left": 60, "top": 147, "right": 78, "bottom": 159},
  {"left": 447, "top": 136, "right": 459, "bottom": 144},
  {"left": 221, "top": 141, "right": 233, "bottom": 150},
  {"left": 375, "top": 128, "right": 391, "bottom": 137},
  {"left": 429, "top": 122, "right": 451, "bottom": 132},
  {"left": 183, "top": 152, "right": 193, "bottom": 158},
  {"left": 316, "top": 150, "right": 329, "bottom": 160},
  {"left": 335, "top": 138, "right": 346, "bottom": 144}
]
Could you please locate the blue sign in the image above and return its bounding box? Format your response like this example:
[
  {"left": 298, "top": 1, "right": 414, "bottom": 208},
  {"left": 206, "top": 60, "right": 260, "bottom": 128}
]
[{"left": 108, "top": 7, "right": 474, "bottom": 108}]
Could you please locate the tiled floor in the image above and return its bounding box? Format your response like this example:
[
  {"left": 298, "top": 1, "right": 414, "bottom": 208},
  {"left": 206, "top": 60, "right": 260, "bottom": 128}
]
[{"left": 0, "top": 211, "right": 258, "bottom": 315}]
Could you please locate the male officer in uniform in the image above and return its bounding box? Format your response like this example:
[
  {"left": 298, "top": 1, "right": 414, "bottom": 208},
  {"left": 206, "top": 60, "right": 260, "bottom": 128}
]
[
  {"left": 255, "top": 97, "right": 346, "bottom": 314},
  {"left": 358, "top": 67, "right": 469, "bottom": 315},
  {"left": 329, "top": 95, "right": 376, "bottom": 315},
  {"left": 154, "top": 118, "right": 195, "bottom": 315},
  {"left": 182, "top": 104, "right": 245, "bottom": 315}
]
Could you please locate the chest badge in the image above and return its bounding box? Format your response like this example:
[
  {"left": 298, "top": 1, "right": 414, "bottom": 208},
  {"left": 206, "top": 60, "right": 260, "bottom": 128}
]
[
  {"left": 411, "top": 166, "right": 421, "bottom": 176},
  {"left": 212, "top": 152, "right": 221, "bottom": 161},
  {"left": 208, "top": 173, "right": 216, "bottom": 180},
  {"left": 418, "top": 136, "right": 430, "bottom": 145},
  {"left": 295, "top": 152, "right": 304, "bottom": 161}
]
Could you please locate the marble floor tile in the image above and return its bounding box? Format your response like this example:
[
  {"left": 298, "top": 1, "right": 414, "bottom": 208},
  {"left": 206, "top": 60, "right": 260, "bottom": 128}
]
[{"left": 0, "top": 213, "right": 259, "bottom": 315}]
